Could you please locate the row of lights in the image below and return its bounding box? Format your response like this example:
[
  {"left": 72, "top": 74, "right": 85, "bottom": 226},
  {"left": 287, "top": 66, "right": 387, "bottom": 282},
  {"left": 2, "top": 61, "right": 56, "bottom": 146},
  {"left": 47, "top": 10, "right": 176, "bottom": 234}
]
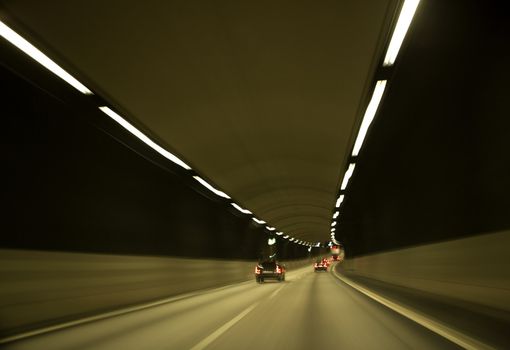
[
  {"left": 0, "top": 19, "right": 316, "bottom": 248},
  {"left": 331, "top": 0, "right": 420, "bottom": 244}
]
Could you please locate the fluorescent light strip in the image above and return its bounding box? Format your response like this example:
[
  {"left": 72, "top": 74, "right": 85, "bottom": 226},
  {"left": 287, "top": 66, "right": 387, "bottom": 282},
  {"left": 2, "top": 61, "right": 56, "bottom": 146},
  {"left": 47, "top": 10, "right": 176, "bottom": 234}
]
[
  {"left": 352, "top": 80, "right": 387, "bottom": 157},
  {"left": 335, "top": 195, "right": 345, "bottom": 208},
  {"left": 266, "top": 226, "right": 276, "bottom": 231},
  {"left": 0, "top": 21, "right": 93, "bottom": 95},
  {"left": 340, "top": 163, "right": 356, "bottom": 190},
  {"left": 333, "top": 211, "right": 339, "bottom": 219},
  {"left": 231, "top": 203, "right": 252, "bottom": 215},
  {"left": 193, "top": 176, "right": 231, "bottom": 199},
  {"left": 283, "top": 235, "right": 289, "bottom": 239},
  {"left": 275, "top": 231, "right": 283, "bottom": 236},
  {"left": 252, "top": 217, "right": 266, "bottom": 225},
  {"left": 383, "top": 0, "right": 421, "bottom": 66},
  {"left": 99, "top": 107, "right": 191, "bottom": 170},
  {"left": 289, "top": 238, "right": 295, "bottom": 242},
  {"left": 331, "top": 228, "right": 336, "bottom": 232},
  {"left": 331, "top": 221, "right": 337, "bottom": 227}
]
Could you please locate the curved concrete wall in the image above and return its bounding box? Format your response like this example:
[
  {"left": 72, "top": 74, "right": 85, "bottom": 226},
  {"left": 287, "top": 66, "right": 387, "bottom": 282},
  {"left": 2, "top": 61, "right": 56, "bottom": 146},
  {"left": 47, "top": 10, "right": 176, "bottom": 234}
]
[
  {"left": 337, "top": 230, "right": 510, "bottom": 311},
  {"left": 0, "top": 249, "right": 313, "bottom": 337}
]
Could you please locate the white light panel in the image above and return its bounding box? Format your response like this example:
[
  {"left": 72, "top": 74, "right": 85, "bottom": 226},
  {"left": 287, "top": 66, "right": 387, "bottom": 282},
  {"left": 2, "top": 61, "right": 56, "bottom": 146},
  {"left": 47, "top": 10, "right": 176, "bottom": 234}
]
[
  {"left": 0, "top": 21, "right": 93, "bottom": 95},
  {"left": 99, "top": 107, "right": 191, "bottom": 170},
  {"left": 352, "top": 80, "right": 387, "bottom": 157},
  {"left": 383, "top": 0, "right": 421, "bottom": 66}
]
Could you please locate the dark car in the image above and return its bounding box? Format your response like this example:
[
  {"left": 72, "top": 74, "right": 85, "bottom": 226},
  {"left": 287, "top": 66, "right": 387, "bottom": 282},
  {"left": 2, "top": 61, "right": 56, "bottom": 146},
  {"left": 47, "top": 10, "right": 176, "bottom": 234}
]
[
  {"left": 314, "top": 260, "right": 328, "bottom": 272},
  {"left": 255, "top": 261, "right": 285, "bottom": 283}
]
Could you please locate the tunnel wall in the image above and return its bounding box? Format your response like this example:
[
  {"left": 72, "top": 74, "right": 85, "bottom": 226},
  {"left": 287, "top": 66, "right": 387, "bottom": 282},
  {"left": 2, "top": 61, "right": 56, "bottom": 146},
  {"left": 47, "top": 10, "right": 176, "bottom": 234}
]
[
  {"left": 337, "top": 0, "right": 510, "bottom": 257},
  {"left": 336, "top": 230, "right": 510, "bottom": 312},
  {"left": 0, "top": 40, "right": 310, "bottom": 261},
  {"left": 0, "top": 249, "right": 314, "bottom": 338}
]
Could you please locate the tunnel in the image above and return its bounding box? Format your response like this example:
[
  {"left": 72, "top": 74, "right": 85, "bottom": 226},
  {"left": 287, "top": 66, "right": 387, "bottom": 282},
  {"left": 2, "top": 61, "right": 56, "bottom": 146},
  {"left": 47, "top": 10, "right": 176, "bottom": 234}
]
[{"left": 1, "top": 0, "right": 509, "bottom": 349}]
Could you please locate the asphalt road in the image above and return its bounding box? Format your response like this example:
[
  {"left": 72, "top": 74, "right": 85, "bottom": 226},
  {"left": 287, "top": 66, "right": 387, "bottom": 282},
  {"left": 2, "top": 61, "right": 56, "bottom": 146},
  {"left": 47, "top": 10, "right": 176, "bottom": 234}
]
[{"left": 4, "top": 265, "right": 460, "bottom": 350}]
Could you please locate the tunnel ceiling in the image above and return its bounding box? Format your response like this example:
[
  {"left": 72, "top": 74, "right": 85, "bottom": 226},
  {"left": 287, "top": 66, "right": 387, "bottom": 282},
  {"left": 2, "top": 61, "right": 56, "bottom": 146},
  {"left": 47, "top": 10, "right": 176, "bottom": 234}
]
[{"left": 2, "top": 0, "right": 400, "bottom": 243}]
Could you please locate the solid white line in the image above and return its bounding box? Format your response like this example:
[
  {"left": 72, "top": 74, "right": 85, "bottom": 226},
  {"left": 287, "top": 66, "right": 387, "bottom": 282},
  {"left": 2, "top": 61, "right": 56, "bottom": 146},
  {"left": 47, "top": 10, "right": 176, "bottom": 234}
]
[
  {"left": 331, "top": 268, "right": 494, "bottom": 350},
  {"left": 0, "top": 280, "right": 253, "bottom": 345},
  {"left": 189, "top": 302, "right": 258, "bottom": 350}
]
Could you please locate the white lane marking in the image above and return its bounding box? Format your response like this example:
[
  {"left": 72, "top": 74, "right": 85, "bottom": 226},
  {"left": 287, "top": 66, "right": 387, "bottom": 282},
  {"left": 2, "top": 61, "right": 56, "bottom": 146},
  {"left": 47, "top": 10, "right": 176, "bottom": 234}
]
[
  {"left": 331, "top": 268, "right": 494, "bottom": 350},
  {"left": 0, "top": 280, "right": 253, "bottom": 345},
  {"left": 268, "top": 285, "right": 285, "bottom": 300},
  {"left": 189, "top": 302, "right": 258, "bottom": 350}
]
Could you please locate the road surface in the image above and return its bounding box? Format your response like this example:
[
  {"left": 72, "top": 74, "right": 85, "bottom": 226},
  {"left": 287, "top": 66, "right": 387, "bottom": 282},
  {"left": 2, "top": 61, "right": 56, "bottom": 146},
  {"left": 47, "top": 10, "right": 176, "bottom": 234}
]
[{"left": 4, "top": 265, "right": 460, "bottom": 350}]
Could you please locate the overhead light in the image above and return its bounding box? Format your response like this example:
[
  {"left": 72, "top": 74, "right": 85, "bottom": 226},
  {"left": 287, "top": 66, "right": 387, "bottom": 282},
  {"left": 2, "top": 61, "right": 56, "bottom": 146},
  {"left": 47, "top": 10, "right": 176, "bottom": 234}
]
[
  {"left": 289, "top": 238, "right": 295, "bottom": 242},
  {"left": 268, "top": 238, "right": 276, "bottom": 246},
  {"left": 333, "top": 211, "right": 339, "bottom": 219},
  {"left": 252, "top": 217, "right": 266, "bottom": 225},
  {"left": 335, "top": 195, "right": 345, "bottom": 208},
  {"left": 99, "top": 107, "right": 191, "bottom": 170},
  {"left": 283, "top": 235, "right": 289, "bottom": 239},
  {"left": 331, "top": 228, "right": 336, "bottom": 232},
  {"left": 193, "top": 176, "right": 230, "bottom": 199},
  {"left": 351, "top": 80, "right": 387, "bottom": 157},
  {"left": 266, "top": 226, "right": 276, "bottom": 231},
  {"left": 231, "top": 203, "right": 252, "bottom": 214},
  {"left": 315, "top": 242, "right": 320, "bottom": 247},
  {"left": 331, "top": 221, "right": 337, "bottom": 227},
  {"left": 340, "top": 163, "right": 356, "bottom": 190},
  {"left": 275, "top": 231, "right": 283, "bottom": 236},
  {"left": 308, "top": 247, "right": 312, "bottom": 252},
  {"left": 0, "top": 21, "right": 93, "bottom": 95},
  {"left": 383, "top": 0, "right": 421, "bottom": 66}
]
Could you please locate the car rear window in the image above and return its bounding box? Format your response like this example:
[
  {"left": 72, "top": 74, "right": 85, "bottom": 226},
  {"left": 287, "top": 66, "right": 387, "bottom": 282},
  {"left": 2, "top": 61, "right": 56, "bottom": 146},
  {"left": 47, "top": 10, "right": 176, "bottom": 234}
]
[{"left": 261, "top": 262, "right": 276, "bottom": 270}]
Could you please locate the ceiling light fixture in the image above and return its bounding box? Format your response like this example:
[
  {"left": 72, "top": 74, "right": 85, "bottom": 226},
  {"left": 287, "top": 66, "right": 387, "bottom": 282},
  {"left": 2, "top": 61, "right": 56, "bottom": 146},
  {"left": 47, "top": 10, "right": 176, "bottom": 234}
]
[
  {"left": 335, "top": 195, "right": 345, "bottom": 208},
  {"left": 266, "top": 226, "right": 276, "bottom": 231},
  {"left": 351, "top": 80, "right": 387, "bottom": 157},
  {"left": 231, "top": 203, "right": 252, "bottom": 214},
  {"left": 0, "top": 21, "right": 93, "bottom": 95},
  {"left": 99, "top": 107, "right": 191, "bottom": 170},
  {"left": 192, "top": 176, "right": 230, "bottom": 199},
  {"left": 283, "top": 235, "right": 289, "bottom": 239},
  {"left": 333, "top": 211, "right": 339, "bottom": 219},
  {"left": 383, "top": 0, "right": 421, "bottom": 66},
  {"left": 275, "top": 231, "right": 283, "bottom": 236},
  {"left": 331, "top": 221, "right": 337, "bottom": 227},
  {"left": 252, "top": 217, "right": 266, "bottom": 225},
  {"left": 340, "top": 163, "right": 356, "bottom": 190}
]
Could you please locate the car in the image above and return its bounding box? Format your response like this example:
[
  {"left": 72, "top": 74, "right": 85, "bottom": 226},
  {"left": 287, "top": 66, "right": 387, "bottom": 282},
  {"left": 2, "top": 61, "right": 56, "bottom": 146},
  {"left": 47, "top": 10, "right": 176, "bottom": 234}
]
[
  {"left": 255, "top": 261, "right": 285, "bottom": 283},
  {"left": 314, "top": 260, "right": 328, "bottom": 272}
]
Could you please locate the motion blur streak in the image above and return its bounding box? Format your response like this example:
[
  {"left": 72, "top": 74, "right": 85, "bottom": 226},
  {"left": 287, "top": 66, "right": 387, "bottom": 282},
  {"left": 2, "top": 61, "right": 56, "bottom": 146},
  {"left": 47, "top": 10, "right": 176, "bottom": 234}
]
[{"left": 3, "top": 265, "right": 459, "bottom": 350}]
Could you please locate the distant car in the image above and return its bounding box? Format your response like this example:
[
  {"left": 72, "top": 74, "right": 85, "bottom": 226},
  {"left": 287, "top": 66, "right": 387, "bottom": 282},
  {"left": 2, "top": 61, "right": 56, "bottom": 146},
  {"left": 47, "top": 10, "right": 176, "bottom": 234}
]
[
  {"left": 314, "top": 260, "right": 328, "bottom": 272},
  {"left": 255, "top": 261, "right": 285, "bottom": 283}
]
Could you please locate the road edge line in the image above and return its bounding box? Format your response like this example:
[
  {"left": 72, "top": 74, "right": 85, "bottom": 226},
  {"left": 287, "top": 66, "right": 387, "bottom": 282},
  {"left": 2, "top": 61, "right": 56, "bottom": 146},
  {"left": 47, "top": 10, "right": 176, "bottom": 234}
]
[
  {"left": 0, "top": 279, "right": 253, "bottom": 345},
  {"left": 330, "top": 267, "right": 493, "bottom": 350}
]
